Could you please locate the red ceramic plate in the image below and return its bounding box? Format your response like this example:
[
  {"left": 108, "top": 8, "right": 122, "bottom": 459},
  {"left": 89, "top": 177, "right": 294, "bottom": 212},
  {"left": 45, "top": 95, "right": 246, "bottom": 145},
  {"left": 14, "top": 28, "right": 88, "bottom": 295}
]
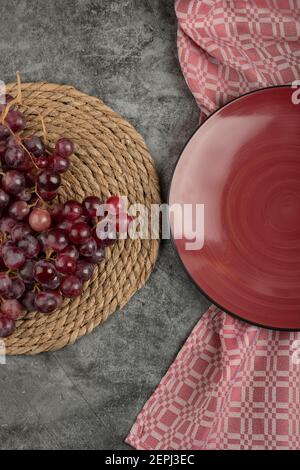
[{"left": 169, "top": 86, "right": 300, "bottom": 330}]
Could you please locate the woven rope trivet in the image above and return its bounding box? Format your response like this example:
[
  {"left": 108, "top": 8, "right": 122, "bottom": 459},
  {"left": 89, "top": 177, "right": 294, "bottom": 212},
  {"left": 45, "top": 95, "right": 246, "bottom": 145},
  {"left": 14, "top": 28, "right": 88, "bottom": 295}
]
[{"left": 3, "top": 82, "right": 161, "bottom": 355}]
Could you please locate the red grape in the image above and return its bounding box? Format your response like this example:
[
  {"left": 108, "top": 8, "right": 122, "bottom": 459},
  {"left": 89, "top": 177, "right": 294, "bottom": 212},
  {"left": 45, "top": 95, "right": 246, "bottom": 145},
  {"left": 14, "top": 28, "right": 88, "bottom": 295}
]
[
  {"left": 21, "top": 291, "right": 36, "bottom": 311},
  {"left": 0, "top": 124, "right": 10, "bottom": 141},
  {"left": 56, "top": 218, "right": 73, "bottom": 233},
  {"left": 23, "top": 135, "right": 44, "bottom": 157},
  {"left": 5, "top": 109, "right": 26, "bottom": 133},
  {"left": 106, "top": 195, "right": 124, "bottom": 214},
  {"left": 39, "top": 189, "right": 58, "bottom": 201},
  {"left": 55, "top": 138, "right": 74, "bottom": 158},
  {"left": 4, "top": 277, "right": 25, "bottom": 300},
  {"left": 3, "top": 246, "right": 26, "bottom": 269},
  {"left": 79, "top": 237, "right": 97, "bottom": 257},
  {"left": 29, "top": 208, "right": 51, "bottom": 232},
  {"left": 34, "top": 290, "right": 62, "bottom": 313},
  {"left": 0, "top": 189, "right": 10, "bottom": 209},
  {"left": 15, "top": 188, "right": 32, "bottom": 202},
  {"left": 18, "top": 235, "right": 40, "bottom": 258},
  {"left": 63, "top": 200, "right": 83, "bottom": 221},
  {"left": 51, "top": 203, "right": 64, "bottom": 224},
  {"left": 0, "top": 216, "right": 16, "bottom": 234},
  {"left": 0, "top": 316, "right": 16, "bottom": 337},
  {"left": 1, "top": 299, "right": 22, "bottom": 320},
  {"left": 19, "top": 259, "right": 35, "bottom": 283},
  {"left": 8, "top": 200, "right": 30, "bottom": 220},
  {"left": 5, "top": 145, "right": 25, "bottom": 169},
  {"left": 48, "top": 153, "right": 70, "bottom": 173},
  {"left": 36, "top": 155, "right": 49, "bottom": 169},
  {"left": 46, "top": 228, "right": 68, "bottom": 251},
  {"left": 0, "top": 273, "right": 12, "bottom": 295},
  {"left": 60, "top": 275, "right": 83, "bottom": 298},
  {"left": 61, "top": 244, "right": 79, "bottom": 260},
  {"left": 2, "top": 170, "right": 25, "bottom": 194},
  {"left": 34, "top": 260, "right": 57, "bottom": 285},
  {"left": 84, "top": 246, "right": 104, "bottom": 264},
  {"left": 75, "top": 260, "right": 95, "bottom": 281},
  {"left": 69, "top": 222, "right": 91, "bottom": 245},
  {"left": 11, "top": 223, "right": 32, "bottom": 242},
  {"left": 55, "top": 254, "right": 77, "bottom": 274},
  {"left": 82, "top": 196, "right": 102, "bottom": 218},
  {"left": 42, "top": 273, "right": 61, "bottom": 290},
  {"left": 37, "top": 170, "right": 61, "bottom": 192}
]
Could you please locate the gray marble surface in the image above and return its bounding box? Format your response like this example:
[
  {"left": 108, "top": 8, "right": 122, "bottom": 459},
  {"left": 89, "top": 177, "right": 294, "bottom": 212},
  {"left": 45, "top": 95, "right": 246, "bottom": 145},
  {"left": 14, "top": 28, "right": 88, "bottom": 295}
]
[{"left": 0, "top": 0, "right": 210, "bottom": 449}]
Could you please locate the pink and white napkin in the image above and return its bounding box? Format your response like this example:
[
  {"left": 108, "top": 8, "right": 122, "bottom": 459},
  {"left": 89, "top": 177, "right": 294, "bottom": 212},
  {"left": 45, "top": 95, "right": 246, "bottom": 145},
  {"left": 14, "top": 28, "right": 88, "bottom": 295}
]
[{"left": 126, "top": 0, "right": 300, "bottom": 450}]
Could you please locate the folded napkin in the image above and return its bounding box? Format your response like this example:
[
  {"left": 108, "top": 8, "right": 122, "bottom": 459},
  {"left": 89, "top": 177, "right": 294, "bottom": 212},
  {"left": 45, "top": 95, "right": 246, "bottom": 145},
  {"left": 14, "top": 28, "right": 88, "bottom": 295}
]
[{"left": 126, "top": 0, "right": 300, "bottom": 450}]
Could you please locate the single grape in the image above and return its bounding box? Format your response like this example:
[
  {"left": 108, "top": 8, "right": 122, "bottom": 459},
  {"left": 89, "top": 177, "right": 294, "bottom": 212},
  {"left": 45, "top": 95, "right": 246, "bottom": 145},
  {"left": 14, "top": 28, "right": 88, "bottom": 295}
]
[
  {"left": 55, "top": 138, "right": 74, "bottom": 158},
  {"left": 0, "top": 316, "right": 16, "bottom": 337},
  {"left": 19, "top": 259, "right": 35, "bottom": 283},
  {"left": 23, "top": 135, "right": 44, "bottom": 157},
  {"left": 34, "top": 260, "right": 57, "bottom": 285},
  {"left": 55, "top": 254, "right": 77, "bottom": 274},
  {"left": 6, "top": 135, "right": 17, "bottom": 148},
  {"left": 0, "top": 189, "right": 10, "bottom": 209},
  {"left": 82, "top": 196, "right": 102, "bottom": 219},
  {"left": 61, "top": 244, "right": 79, "bottom": 260},
  {"left": 37, "top": 232, "right": 48, "bottom": 251},
  {"left": 51, "top": 203, "right": 64, "bottom": 224},
  {"left": 2, "top": 170, "right": 25, "bottom": 194},
  {"left": 15, "top": 188, "right": 32, "bottom": 202},
  {"left": 11, "top": 223, "right": 32, "bottom": 242},
  {"left": 34, "top": 290, "right": 62, "bottom": 314},
  {"left": 5, "top": 109, "right": 26, "bottom": 133},
  {"left": 29, "top": 208, "right": 51, "bottom": 232},
  {"left": 8, "top": 200, "right": 30, "bottom": 221},
  {"left": 63, "top": 200, "right": 83, "bottom": 221},
  {"left": 4, "top": 145, "right": 25, "bottom": 169},
  {"left": 4, "top": 277, "right": 25, "bottom": 300},
  {"left": 0, "top": 240, "right": 15, "bottom": 257},
  {"left": 42, "top": 273, "right": 61, "bottom": 290},
  {"left": 18, "top": 235, "right": 40, "bottom": 258},
  {"left": 21, "top": 291, "right": 36, "bottom": 312},
  {"left": 84, "top": 246, "right": 104, "bottom": 264},
  {"left": 48, "top": 154, "right": 70, "bottom": 173},
  {"left": 39, "top": 188, "right": 58, "bottom": 201},
  {"left": 0, "top": 216, "right": 16, "bottom": 233},
  {"left": 0, "top": 272, "right": 12, "bottom": 295},
  {"left": 37, "top": 170, "right": 61, "bottom": 192},
  {"left": 3, "top": 246, "right": 26, "bottom": 269},
  {"left": 36, "top": 155, "right": 49, "bottom": 169},
  {"left": 79, "top": 237, "right": 97, "bottom": 257},
  {"left": 0, "top": 124, "right": 10, "bottom": 141},
  {"left": 56, "top": 219, "right": 73, "bottom": 233},
  {"left": 60, "top": 275, "right": 83, "bottom": 298},
  {"left": 69, "top": 222, "right": 91, "bottom": 245},
  {"left": 1, "top": 299, "right": 22, "bottom": 320},
  {"left": 106, "top": 195, "right": 124, "bottom": 215},
  {"left": 46, "top": 228, "right": 68, "bottom": 252},
  {"left": 75, "top": 260, "right": 95, "bottom": 281}
]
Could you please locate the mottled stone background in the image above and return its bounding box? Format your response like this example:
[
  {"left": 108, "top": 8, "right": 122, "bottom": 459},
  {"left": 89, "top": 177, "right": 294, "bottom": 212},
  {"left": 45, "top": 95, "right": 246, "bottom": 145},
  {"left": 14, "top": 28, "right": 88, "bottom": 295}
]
[{"left": 0, "top": 0, "right": 209, "bottom": 449}]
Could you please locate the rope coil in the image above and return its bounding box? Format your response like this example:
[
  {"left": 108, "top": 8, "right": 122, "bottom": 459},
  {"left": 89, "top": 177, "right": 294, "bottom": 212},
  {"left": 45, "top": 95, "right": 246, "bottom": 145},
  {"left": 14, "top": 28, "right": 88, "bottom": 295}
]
[{"left": 3, "top": 82, "right": 161, "bottom": 355}]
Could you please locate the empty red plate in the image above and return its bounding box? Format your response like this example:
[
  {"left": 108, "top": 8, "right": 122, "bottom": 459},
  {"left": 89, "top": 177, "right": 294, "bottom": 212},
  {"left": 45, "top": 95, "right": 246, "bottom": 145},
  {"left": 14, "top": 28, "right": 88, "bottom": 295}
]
[{"left": 169, "top": 86, "right": 300, "bottom": 330}]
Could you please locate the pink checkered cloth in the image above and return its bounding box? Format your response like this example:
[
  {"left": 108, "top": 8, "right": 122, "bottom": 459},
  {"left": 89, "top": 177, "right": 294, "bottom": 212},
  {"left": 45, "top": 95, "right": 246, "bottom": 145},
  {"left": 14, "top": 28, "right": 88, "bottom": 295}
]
[{"left": 126, "top": 1, "right": 300, "bottom": 450}]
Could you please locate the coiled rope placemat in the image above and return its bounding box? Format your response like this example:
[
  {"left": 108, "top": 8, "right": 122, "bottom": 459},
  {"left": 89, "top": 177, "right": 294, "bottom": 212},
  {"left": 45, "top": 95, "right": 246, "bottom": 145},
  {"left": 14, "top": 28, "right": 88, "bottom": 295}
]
[{"left": 3, "top": 81, "right": 161, "bottom": 355}]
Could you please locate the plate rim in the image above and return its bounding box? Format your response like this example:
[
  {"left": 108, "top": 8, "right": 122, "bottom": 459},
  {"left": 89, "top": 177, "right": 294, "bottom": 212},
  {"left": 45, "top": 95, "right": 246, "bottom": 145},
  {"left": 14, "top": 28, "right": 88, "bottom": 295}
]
[{"left": 168, "top": 84, "right": 300, "bottom": 331}]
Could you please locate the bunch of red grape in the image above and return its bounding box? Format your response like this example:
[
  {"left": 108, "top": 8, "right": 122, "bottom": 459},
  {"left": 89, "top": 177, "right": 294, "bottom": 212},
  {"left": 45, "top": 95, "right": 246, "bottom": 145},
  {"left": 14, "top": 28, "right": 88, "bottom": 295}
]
[{"left": 0, "top": 92, "right": 132, "bottom": 338}]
